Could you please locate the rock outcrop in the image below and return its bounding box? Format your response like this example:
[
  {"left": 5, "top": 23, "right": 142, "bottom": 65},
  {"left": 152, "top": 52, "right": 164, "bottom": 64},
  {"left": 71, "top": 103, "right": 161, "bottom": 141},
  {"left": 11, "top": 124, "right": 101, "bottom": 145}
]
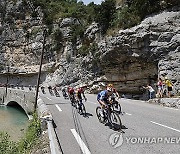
[
  {"left": 0, "top": 0, "right": 179, "bottom": 97},
  {"left": 96, "top": 8, "right": 180, "bottom": 96}
]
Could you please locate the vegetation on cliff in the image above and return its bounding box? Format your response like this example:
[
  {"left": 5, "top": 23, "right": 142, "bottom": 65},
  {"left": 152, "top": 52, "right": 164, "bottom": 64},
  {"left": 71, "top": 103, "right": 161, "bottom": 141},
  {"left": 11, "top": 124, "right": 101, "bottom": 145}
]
[
  {"left": 30, "top": 0, "right": 179, "bottom": 34},
  {"left": 28, "top": 0, "right": 179, "bottom": 56}
]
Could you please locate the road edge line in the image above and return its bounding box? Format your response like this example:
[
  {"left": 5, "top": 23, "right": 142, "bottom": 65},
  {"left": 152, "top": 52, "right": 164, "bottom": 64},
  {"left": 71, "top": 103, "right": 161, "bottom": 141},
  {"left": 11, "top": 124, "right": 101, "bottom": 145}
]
[{"left": 70, "top": 129, "right": 91, "bottom": 154}]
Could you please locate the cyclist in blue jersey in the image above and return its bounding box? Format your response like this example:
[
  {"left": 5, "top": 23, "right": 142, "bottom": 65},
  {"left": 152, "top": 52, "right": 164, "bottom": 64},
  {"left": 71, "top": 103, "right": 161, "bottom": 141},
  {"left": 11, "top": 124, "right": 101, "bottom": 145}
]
[
  {"left": 97, "top": 87, "right": 114, "bottom": 127},
  {"left": 97, "top": 87, "right": 113, "bottom": 108}
]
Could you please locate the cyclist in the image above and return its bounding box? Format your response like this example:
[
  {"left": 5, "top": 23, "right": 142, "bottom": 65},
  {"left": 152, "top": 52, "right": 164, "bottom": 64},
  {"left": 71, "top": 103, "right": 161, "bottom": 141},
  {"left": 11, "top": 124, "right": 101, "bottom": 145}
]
[
  {"left": 53, "top": 86, "right": 59, "bottom": 96},
  {"left": 97, "top": 87, "right": 113, "bottom": 109},
  {"left": 107, "top": 84, "right": 120, "bottom": 99},
  {"left": 62, "top": 86, "right": 67, "bottom": 98},
  {"left": 107, "top": 84, "right": 122, "bottom": 113},
  {"left": 41, "top": 85, "right": 45, "bottom": 94},
  {"left": 68, "top": 86, "right": 75, "bottom": 103},
  {"left": 48, "top": 85, "right": 52, "bottom": 94},
  {"left": 76, "top": 86, "right": 87, "bottom": 106},
  {"left": 97, "top": 87, "right": 113, "bottom": 127}
]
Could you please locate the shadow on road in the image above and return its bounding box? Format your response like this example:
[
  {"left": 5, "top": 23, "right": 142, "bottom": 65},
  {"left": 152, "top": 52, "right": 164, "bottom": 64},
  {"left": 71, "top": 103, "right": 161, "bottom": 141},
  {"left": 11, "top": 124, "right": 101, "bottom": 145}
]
[
  {"left": 83, "top": 112, "right": 93, "bottom": 118},
  {"left": 104, "top": 123, "right": 128, "bottom": 133},
  {"left": 121, "top": 125, "right": 128, "bottom": 130}
]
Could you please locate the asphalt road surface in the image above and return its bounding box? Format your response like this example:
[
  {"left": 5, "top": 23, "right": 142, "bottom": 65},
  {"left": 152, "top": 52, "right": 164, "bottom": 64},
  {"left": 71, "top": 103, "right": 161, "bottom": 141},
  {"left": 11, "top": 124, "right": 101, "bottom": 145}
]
[{"left": 39, "top": 89, "right": 180, "bottom": 154}]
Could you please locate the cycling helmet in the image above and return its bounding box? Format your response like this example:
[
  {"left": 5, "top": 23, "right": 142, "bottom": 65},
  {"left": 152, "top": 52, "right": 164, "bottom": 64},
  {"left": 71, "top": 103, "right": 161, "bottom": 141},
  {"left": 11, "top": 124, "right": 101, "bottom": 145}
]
[{"left": 108, "top": 84, "right": 113, "bottom": 87}]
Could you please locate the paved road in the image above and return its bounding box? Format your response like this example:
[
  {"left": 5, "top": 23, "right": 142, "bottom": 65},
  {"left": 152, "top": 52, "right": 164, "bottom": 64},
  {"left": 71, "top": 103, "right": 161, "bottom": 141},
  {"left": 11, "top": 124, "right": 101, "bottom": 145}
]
[{"left": 39, "top": 90, "right": 180, "bottom": 154}]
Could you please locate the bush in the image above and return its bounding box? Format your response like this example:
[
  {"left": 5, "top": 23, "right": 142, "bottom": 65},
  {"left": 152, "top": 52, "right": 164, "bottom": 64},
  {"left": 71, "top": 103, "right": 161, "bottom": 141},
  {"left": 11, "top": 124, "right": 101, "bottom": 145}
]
[
  {"left": 77, "top": 44, "right": 89, "bottom": 57},
  {"left": 30, "top": 0, "right": 179, "bottom": 36},
  {"left": 0, "top": 132, "right": 17, "bottom": 154},
  {"left": 71, "top": 24, "right": 85, "bottom": 44},
  {"left": 112, "top": 6, "right": 141, "bottom": 29},
  {"left": 0, "top": 113, "right": 41, "bottom": 153},
  {"left": 53, "top": 29, "right": 63, "bottom": 43}
]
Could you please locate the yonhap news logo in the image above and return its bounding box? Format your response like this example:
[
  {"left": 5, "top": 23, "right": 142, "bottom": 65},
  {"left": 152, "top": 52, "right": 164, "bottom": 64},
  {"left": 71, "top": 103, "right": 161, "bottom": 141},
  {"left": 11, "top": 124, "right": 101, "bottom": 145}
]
[
  {"left": 109, "top": 133, "right": 180, "bottom": 148},
  {"left": 109, "top": 133, "right": 123, "bottom": 148}
]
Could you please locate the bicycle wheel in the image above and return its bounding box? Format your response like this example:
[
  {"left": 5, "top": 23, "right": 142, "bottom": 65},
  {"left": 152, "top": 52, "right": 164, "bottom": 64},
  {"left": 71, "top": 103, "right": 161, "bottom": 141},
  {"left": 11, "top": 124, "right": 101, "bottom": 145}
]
[
  {"left": 109, "top": 111, "right": 122, "bottom": 130},
  {"left": 96, "top": 107, "right": 106, "bottom": 124},
  {"left": 76, "top": 102, "right": 81, "bottom": 113},
  {"left": 81, "top": 103, "right": 86, "bottom": 115},
  {"left": 112, "top": 101, "right": 121, "bottom": 114},
  {"left": 70, "top": 97, "right": 75, "bottom": 106}
]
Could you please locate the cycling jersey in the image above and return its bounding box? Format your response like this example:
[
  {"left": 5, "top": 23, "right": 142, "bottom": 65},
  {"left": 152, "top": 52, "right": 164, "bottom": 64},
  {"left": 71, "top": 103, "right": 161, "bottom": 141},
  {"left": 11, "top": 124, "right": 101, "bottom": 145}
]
[
  {"left": 76, "top": 87, "right": 87, "bottom": 104},
  {"left": 97, "top": 90, "right": 109, "bottom": 102},
  {"left": 77, "top": 88, "right": 83, "bottom": 97},
  {"left": 77, "top": 87, "right": 83, "bottom": 93},
  {"left": 112, "top": 88, "right": 117, "bottom": 93},
  {"left": 68, "top": 87, "right": 74, "bottom": 94},
  {"left": 165, "top": 79, "right": 172, "bottom": 87}
]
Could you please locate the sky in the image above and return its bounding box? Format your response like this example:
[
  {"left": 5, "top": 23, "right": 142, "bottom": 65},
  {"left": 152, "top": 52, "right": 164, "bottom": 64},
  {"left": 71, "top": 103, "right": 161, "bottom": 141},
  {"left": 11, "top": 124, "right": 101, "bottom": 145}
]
[{"left": 79, "top": 0, "right": 103, "bottom": 5}]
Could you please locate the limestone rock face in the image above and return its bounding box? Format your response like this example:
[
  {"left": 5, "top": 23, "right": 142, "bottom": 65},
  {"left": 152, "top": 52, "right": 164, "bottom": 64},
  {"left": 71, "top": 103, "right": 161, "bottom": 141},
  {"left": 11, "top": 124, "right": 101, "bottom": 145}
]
[
  {"left": 85, "top": 22, "right": 101, "bottom": 42},
  {"left": 0, "top": 0, "right": 62, "bottom": 74},
  {"left": 35, "top": 8, "right": 180, "bottom": 97},
  {"left": 0, "top": 1, "right": 179, "bottom": 97},
  {"left": 96, "top": 8, "right": 180, "bottom": 95},
  {"left": 0, "top": 0, "right": 44, "bottom": 72},
  {"left": 60, "top": 18, "right": 79, "bottom": 28}
]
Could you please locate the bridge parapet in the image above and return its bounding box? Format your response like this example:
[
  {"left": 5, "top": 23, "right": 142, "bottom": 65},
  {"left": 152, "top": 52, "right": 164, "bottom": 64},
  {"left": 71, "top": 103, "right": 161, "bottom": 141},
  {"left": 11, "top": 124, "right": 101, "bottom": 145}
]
[{"left": 0, "top": 87, "right": 35, "bottom": 117}]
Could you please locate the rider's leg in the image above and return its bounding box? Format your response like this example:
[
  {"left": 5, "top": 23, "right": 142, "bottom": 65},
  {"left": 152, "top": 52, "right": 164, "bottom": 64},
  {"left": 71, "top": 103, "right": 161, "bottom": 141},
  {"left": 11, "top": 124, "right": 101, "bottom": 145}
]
[
  {"left": 97, "top": 100, "right": 105, "bottom": 117},
  {"left": 79, "top": 98, "right": 83, "bottom": 106},
  {"left": 106, "top": 107, "right": 113, "bottom": 127}
]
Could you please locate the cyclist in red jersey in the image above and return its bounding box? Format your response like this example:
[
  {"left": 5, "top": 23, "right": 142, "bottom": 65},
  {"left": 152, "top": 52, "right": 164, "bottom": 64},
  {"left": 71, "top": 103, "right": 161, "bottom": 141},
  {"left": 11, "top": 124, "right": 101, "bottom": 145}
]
[
  {"left": 68, "top": 86, "right": 75, "bottom": 102},
  {"left": 76, "top": 86, "right": 87, "bottom": 105}
]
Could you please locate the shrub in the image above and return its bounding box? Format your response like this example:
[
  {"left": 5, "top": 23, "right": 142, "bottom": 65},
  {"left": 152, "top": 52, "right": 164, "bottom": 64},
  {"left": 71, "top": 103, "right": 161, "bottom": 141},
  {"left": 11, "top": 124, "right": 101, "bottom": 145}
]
[
  {"left": 0, "top": 113, "right": 41, "bottom": 153},
  {"left": 77, "top": 44, "right": 89, "bottom": 57}
]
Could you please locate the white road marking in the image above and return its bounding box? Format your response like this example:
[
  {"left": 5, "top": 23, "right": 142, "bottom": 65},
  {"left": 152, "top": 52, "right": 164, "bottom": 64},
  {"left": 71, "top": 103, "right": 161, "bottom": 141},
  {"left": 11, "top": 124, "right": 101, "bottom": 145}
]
[
  {"left": 71, "top": 129, "right": 91, "bottom": 154},
  {"left": 55, "top": 104, "right": 62, "bottom": 112},
  {"left": 47, "top": 97, "right": 52, "bottom": 100},
  {"left": 151, "top": 121, "right": 180, "bottom": 133},
  {"left": 164, "top": 107, "right": 179, "bottom": 111},
  {"left": 125, "top": 113, "right": 132, "bottom": 116}
]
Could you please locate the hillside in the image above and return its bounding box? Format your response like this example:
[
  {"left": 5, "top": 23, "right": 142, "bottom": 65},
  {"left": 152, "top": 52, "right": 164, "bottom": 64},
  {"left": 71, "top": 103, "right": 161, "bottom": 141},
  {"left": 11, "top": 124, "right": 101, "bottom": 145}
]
[{"left": 0, "top": 0, "right": 179, "bottom": 98}]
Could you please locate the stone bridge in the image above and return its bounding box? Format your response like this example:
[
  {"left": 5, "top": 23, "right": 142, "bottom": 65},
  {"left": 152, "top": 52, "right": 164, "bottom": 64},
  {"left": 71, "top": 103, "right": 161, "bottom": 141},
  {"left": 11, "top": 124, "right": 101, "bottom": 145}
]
[{"left": 0, "top": 87, "right": 35, "bottom": 119}]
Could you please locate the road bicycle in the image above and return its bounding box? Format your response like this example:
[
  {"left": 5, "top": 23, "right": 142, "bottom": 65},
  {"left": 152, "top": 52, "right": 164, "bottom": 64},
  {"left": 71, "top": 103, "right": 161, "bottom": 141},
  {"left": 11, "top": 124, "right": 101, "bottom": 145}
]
[
  {"left": 69, "top": 94, "right": 76, "bottom": 107},
  {"left": 96, "top": 103, "right": 122, "bottom": 130},
  {"left": 62, "top": 91, "right": 69, "bottom": 99},
  {"left": 76, "top": 99, "right": 86, "bottom": 116},
  {"left": 110, "top": 95, "right": 121, "bottom": 114}
]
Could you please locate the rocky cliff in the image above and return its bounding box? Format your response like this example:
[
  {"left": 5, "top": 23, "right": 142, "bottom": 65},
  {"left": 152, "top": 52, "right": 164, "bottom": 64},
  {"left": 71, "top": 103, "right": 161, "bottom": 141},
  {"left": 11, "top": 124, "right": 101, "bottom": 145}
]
[
  {"left": 0, "top": 0, "right": 179, "bottom": 98},
  {"left": 52, "top": 7, "right": 180, "bottom": 98},
  {"left": 97, "top": 7, "right": 180, "bottom": 96}
]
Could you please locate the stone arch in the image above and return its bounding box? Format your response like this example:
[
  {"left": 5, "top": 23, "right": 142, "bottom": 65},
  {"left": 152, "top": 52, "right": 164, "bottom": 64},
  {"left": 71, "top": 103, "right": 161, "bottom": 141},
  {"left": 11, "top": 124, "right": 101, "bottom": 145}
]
[{"left": 6, "top": 101, "right": 28, "bottom": 118}]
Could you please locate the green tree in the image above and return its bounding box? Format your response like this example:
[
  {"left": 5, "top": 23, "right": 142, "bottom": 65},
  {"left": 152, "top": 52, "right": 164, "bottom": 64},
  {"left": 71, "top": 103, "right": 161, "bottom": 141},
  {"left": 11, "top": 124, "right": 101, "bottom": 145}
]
[{"left": 94, "top": 0, "right": 116, "bottom": 34}]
